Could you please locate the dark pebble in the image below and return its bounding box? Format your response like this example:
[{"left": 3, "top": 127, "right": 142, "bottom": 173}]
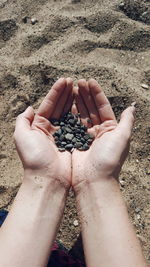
[
  {"left": 55, "top": 132, "right": 60, "bottom": 138},
  {"left": 60, "top": 117, "right": 65, "bottom": 123},
  {"left": 87, "top": 118, "right": 92, "bottom": 124},
  {"left": 78, "top": 144, "right": 89, "bottom": 151},
  {"left": 82, "top": 143, "right": 89, "bottom": 150},
  {"left": 51, "top": 119, "right": 59, "bottom": 126},
  {"left": 65, "top": 127, "right": 73, "bottom": 133},
  {"left": 68, "top": 119, "right": 76, "bottom": 126},
  {"left": 75, "top": 128, "right": 81, "bottom": 134},
  {"left": 54, "top": 136, "right": 59, "bottom": 141},
  {"left": 74, "top": 118, "right": 78, "bottom": 124},
  {"left": 84, "top": 134, "right": 90, "bottom": 140},
  {"left": 87, "top": 138, "right": 93, "bottom": 144},
  {"left": 59, "top": 135, "right": 65, "bottom": 141},
  {"left": 81, "top": 125, "right": 87, "bottom": 131},
  {"left": 74, "top": 125, "right": 78, "bottom": 129},
  {"left": 65, "top": 144, "right": 74, "bottom": 150},
  {"left": 67, "top": 113, "right": 74, "bottom": 119},
  {"left": 75, "top": 142, "right": 83, "bottom": 148},
  {"left": 65, "top": 133, "right": 74, "bottom": 141},
  {"left": 76, "top": 133, "right": 82, "bottom": 138},
  {"left": 61, "top": 126, "right": 67, "bottom": 133},
  {"left": 53, "top": 121, "right": 59, "bottom": 126},
  {"left": 80, "top": 130, "right": 85, "bottom": 135},
  {"left": 55, "top": 129, "right": 62, "bottom": 136},
  {"left": 61, "top": 142, "right": 67, "bottom": 146},
  {"left": 78, "top": 146, "right": 84, "bottom": 151},
  {"left": 81, "top": 138, "right": 86, "bottom": 144},
  {"left": 56, "top": 141, "right": 61, "bottom": 146},
  {"left": 72, "top": 137, "right": 77, "bottom": 144},
  {"left": 58, "top": 148, "right": 65, "bottom": 152}
]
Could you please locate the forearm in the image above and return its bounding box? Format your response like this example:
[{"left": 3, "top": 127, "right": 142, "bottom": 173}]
[
  {"left": 75, "top": 178, "right": 147, "bottom": 267},
  {"left": 0, "top": 172, "right": 68, "bottom": 267}
]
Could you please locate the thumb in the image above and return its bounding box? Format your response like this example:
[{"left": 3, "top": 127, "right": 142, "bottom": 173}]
[
  {"left": 15, "top": 106, "right": 34, "bottom": 133},
  {"left": 117, "top": 105, "right": 135, "bottom": 140}
]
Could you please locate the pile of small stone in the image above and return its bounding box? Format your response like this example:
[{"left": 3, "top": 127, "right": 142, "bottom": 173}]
[{"left": 50, "top": 112, "right": 94, "bottom": 152}]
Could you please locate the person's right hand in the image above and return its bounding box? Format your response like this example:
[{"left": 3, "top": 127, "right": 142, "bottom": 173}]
[{"left": 72, "top": 79, "right": 135, "bottom": 192}]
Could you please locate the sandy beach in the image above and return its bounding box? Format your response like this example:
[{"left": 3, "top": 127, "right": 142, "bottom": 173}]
[{"left": 0, "top": 0, "right": 150, "bottom": 262}]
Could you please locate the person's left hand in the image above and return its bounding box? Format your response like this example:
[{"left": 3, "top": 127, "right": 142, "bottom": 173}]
[
  {"left": 71, "top": 79, "right": 135, "bottom": 192},
  {"left": 14, "top": 78, "right": 73, "bottom": 188}
]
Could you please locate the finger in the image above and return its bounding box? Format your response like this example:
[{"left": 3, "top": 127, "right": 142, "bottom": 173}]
[
  {"left": 78, "top": 79, "right": 100, "bottom": 125},
  {"left": 88, "top": 79, "right": 116, "bottom": 122},
  {"left": 37, "top": 78, "right": 67, "bottom": 119},
  {"left": 32, "top": 114, "right": 56, "bottom": 135},
  {"left": 62, "top": 92, "right": 74, "bottom": 116},
  {"left": 14, "top": 106, "right": 34, "bottom": 135},
  {"left": 71, "top": 103, "right": 78, "bottom": 115},
  {"left": 52, "top": 78, "right": 73, "bottom": 119},
  {"left": 74, "top": 87, "right": 92, "bottom": 127},
  {"left": 117, "top": 106, "right": 135, "bottom": 139}
]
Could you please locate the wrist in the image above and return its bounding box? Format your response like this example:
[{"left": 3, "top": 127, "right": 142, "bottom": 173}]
[
  {"left": 74, "top": 176, "right": 119, "bottom": 197},
  {"left": 23, "top": 169, "right": 70, "bottom": 191},
  {"left": 75, "top": 178, "right": 122, "bottom": 221},
  {"left": 23, "top": 170, "right": 69, "bottom": 193}
]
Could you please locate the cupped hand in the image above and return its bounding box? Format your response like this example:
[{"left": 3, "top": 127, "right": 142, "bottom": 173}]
[
  {"left": 72, "top": 79, "right": 135, "bottom": 191},
  {"left": 14, "top": 78, "right": 73, "bottom": 188}
]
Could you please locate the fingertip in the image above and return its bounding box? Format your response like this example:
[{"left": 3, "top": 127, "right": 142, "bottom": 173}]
[
  {"left": 25, "top": 106, "right": 34, "bottom": 112},
  {"left": 57, "top": 77, "right": 67, "bottom": 87},
  {"left": 78, "top": 79, "right": 87, "bottom": 88},
  {"left": 66, "top": 77, "right": 73, "bottom": 88},
  {"left": 127, "top": 105, "right": 136, "bottom": 115},
  {"left": 22, "top": 106, "right": 34, "bottom": 124},
  {"left": 88, "top": 78, "right": 97, "bottom": 87},
  {"left": 88, "top": 79, "right": 103, "bottom": 94},
  {"left": 58, "top": 77, "right": 65, "bottom": 82},
  {"left": 73, "top": 86, "right": 79, "bottom": 95},
  {"left": 15, "top": 106, "right": 34, "bottom": 132},
  {"left": 130, "top": 105, "right": 136, "bottom": 115},
  {"left": 24, "top": 106, "right": 34, "bottom": 115},
  {"left": 71, "top": 103, "right": 78, "bottom": 115},
  {"left": 120, "top": 107, "right": 135, "bottom": 130}
]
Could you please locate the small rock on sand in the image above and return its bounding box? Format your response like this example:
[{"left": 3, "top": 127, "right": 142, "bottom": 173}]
[{"left": 141, "top": 84, "right": 149, "bottom": 90}]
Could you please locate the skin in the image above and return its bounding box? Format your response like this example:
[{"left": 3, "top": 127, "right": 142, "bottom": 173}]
[
  {"left": 72, "top": 78, "right": 133, "bottom": 188},
  {"left": 0, "top": 78, "right": 148, "bottom": 267},
  {"left": 15, "top": 77, "right": 73, "bottom": 187},
  {"left": 72, "top": 79, "right": 148, "bottom": 267},
  {"left": 0, "top": 78, "right": 73, "bottom": 267}
]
